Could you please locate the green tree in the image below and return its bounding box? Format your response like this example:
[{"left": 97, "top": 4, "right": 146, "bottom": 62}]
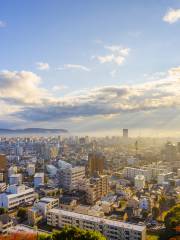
[
  {"left": 152, "top": 206, "right": 160, "bottom": 220},
  {"left": 0, "top": 207, "right": 7, "bottom": 215},
  {"left": 164, "top": 204, "right": 180, "bottom": 231},
  {"left": 38, "top": 226, "right": 106, "bottom": 240},
  {"left": 17, "top": 207, "right": 27, "bottom": 222}
]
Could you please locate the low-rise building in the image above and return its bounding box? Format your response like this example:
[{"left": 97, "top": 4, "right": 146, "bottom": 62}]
[
  {"left": 0, "top": 214, "right": 13, "bottom": 234},
  {"left": 135, "top": 175, "right": 145, "bottom": 190},
  {"left": 0, "top": 184, "right": 35, "bottom": 210},
  {"left": 47, "top": 209, "right": 146, "bottom": 240}
]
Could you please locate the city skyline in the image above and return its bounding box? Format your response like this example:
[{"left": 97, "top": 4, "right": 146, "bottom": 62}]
[{"left": 0, "top": 0, "right": 180, "bottom": 136}]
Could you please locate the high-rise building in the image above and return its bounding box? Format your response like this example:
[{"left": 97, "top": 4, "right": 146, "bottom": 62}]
[
  {"left": 123, "top": 128, "right": 128, "bottom": 138},
  {"left": 164, "top": 142, "right": 177, "bottom": 162},
  {"left": 88, "top": 152, "right": 105, "bottom": 176},
  {"left": 0, "top": 154, "right": 8, "bottom": 182},
  {"left": 60, "top": 165, "right": 85, "bottom": 190}
]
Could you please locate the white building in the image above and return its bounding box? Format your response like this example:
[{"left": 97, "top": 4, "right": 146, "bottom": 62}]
[
  {"left": 34, "top": 173, "right": 44, "bottom": 188},
  {"left": 157, "top": 172, "right": 174, "bottom": 185},
  {"left": 123, "top": 167, "right": 167, "bottom": 182},
  {"left": 0, "top": 185, "right": 35, "bottom": 210},
  {"left": 27, "top": 164, "right": 35, "bottom": 176},
  {"left": 47, "top": 209, "right": 146, "bottom": 240},
  {"left": 9, "top": 174, "right": 22, "bottom": 185},
  {"left": 135, "top": 175, "right": 145, "bottom": 190},
  {"left": 8, "top": 166, "right": 18, "bottom": 177},
  {"left": 46, "top": 165, "right": 57, "bottom": 176},
  {"left": 59, "top": 164, "right": 85, "bottom": 190},
  {"left": 34, "top": 197, "right": 59, "bottom": 217}
]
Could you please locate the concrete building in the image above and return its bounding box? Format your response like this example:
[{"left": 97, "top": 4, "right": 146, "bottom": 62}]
[
  {"left": 157, "top": 172, "right": 174, "bottom": 185},
  {"left": 123, "top": 128, "right": 128, "bottom": 138},
  {"left": 135, "top": 175, "right": 145, "bottom": 190},
  {"left": 80, "top": 174, "right": 109, "bottom": 205},
  {"left": 0, "top": 182, "right": 6, "bottom": 192},
  {"left": 0, "top": 154, "right": 8, "bottom": 182},
  {"left": 8, "top": 166, "right": 18, "bottom": 177},
  {"left": 34, "top": 197, "right": 59, "bottom": 217},
  {"left": 28, "top": 197, "right": 59, "bottom": 225},
  {"left": 0, "top": 214, "right": 13, "bottom": 234},
  {"left": 9, "top": 173, "right": 22, "bottom": 185},
  {"left": 27, "top": 163, "right": 35, "bottom": 176},
  {"left": 0, "top": 185, "right": 35, "bottom": 210},
  {"left": 60, "top": 165, "right": 85, "bottom": 190},
  {"left": 34, "top": 172, "right": 44, "bottom": 188},
  {"left": 47, "top": 209, "right": 146, "bottom": 240},
  {"left": 88, "top": 152, "right": 105, "bottom": 176},
  {"left": 123, "top": 167, "right": 167, "bottom": 182}
]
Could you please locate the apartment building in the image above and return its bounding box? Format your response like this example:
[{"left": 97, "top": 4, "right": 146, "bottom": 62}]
[
  {"left": 60, "top": 166, "right": 85, "bottom": 190},
  {"left": 0, "top": 184, "right": 35, "bottom": 210},
  {"left": 0, "top": 214, "right": 13, "bottom": 234},
  {"left": 34, "top": 172, "right": 44, "bottom": 188},
  {"left": 123, "top": 167, "right": 167, "bottom": 182},
  {"left": 80, "top": 174, "right": 109, "bottom": 205},
  {"left": 9, "top": 173, "right": 22, "bottom": 185},
  {"left": 28, "top": 197, "right": 59, "bottom": 225},
  {"left": 47, "top": 209, "right": 146, "bottom": 240}
]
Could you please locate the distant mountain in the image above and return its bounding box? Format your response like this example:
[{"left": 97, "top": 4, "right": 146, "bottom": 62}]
[{"left": 0, "top": 128, "right": 68, "bottom": 134}]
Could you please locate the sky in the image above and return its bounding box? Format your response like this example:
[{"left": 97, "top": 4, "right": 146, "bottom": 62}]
[{"left": 0, "top": 0, "right": 180, "bottom": 136}]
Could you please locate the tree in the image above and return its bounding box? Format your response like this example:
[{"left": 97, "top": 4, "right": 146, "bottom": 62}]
[
  {"left": 164, "top": 204, "right": 180, "bottom": 231},
  {"left": 17, "top": 207, "right": 27, "bottom": 222},
  {"left": 39, "top": 226, "right": 106, "bottom": 240},
  {"left": 152, "top": 206, "right": 160, "bottom": 220},
  {"left": 0, "top": 207, "right": 7, "bottom": 215}
]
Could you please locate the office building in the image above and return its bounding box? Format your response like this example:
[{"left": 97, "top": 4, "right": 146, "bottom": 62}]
[
  {"left": 88, "top": 152, "right": 105, "bottom": 176},
  {"left": 47, "top": 209, "right": 146, "bottom": 240}
]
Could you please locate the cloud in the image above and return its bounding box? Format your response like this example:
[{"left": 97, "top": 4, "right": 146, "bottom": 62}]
[
  {"left": 59, "top": 64, "right": 90, "bottom": 72},
  {"left": 93, "top": 45, "right": 130, "bottom": 66},
  {"left": 52, "top": 85, "right": 68, "bottom": 91},
  {"left": 0, "top": 21, "right": 6, "bottom": 28},
  {"left": 163, "top": 8, "right": 180, "bottom": 23},
  {"left": 36, "top": 62, "right": 50, "bottom": 70},
  {"left": 1, "top": 66, "right": 180, "bottom": 133},
  {"left": 0, "top": 70, "right": 49, "bottom": 105},
  {"left": 13, "top": 66, "right": 180, "bottom": 123}
]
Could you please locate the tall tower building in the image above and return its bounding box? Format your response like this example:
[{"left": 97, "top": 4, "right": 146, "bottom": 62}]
[
  {"left": 0, "top": 154, "right": 8, "bottom": 182},
  {"left": 88, "top": 152, "right": 105, "bottom": 176},
  {"left": 123, "top": 128, "right": 128, "bottom": 138}
]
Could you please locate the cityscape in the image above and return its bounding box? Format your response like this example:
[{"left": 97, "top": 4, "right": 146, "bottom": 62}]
[{"left": 0, "top": 1, "right": 180, "bottom": 240}]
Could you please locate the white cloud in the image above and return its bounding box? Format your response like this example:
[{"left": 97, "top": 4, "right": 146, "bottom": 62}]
[
  {"left": 0, "top": 70, "right": 49, "bottom": 105},
  {"left": 0, "top": 20, "right": 6, "bottom": 28},
  {"left": 36, "top": 62, "right": 50, "bottom": 70},
  {"left": 163, "top": 8, "right": 180, "bottom": 23},
  {"left": 94, "top": 45, "right": 130, "bottom": 66},
  {"left": 52, "top": 85, "right": 68, "bottom": 91},
  {"left": 59, "top": 64, "right": 90, "bottom": 72}
]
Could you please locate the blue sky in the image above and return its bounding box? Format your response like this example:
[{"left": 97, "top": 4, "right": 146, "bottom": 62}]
[{"left": 0, "top": 0, "right": 180, "bottom": 136}]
